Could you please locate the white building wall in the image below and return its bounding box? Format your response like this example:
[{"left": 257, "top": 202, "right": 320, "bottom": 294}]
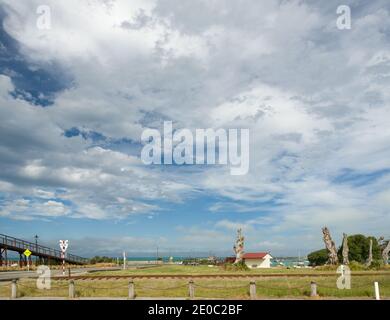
[{"left": 244, "top": 255, "right": 272, "bottom": 268}]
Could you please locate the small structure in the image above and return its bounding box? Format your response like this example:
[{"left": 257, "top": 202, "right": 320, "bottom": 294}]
[
  {"left": 243, "top": 252, "right": 273, "bottom": 269},
  {"left": 207, "top": 255, "right": 217, "bottom": 264}
]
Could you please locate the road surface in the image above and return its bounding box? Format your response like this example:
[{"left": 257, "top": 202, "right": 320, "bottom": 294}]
[{"left": 0, "top": 267, "right": 120, "bottom": 281}]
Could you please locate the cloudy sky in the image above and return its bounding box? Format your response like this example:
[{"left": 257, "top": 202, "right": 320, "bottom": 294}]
[{"left": 0, "top": 0, "right": 390, "bottom": 257}]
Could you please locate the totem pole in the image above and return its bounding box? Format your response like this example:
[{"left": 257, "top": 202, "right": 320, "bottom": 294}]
[
  {"left": 365, "top": 239, "right": 373, "bottom": 267},
  {"left": 322, "top": 227, "right": 338, "bottom": 265},
  {"left": 379, "top": 237, "right": 390, "bottom": 265},
  {"left": 342, "top": 233, "right": 349, "bottom": 265},
  {"left": 233, "top": 229, "right": 244, "bottom": 264}
]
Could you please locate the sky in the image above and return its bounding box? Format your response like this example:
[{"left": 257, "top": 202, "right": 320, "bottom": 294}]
[{"left": 0, "top": 0, "right": 390, "bottom": 257}]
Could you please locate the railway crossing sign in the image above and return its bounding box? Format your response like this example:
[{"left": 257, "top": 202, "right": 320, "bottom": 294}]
[
  {"left": 23, "top": 249, "right": 32, "bottom": 257},
  {"left": 59, "top": 240, "right": 69, "bottom": 276},
  {"left": 59, "top": 240, "right": 69, "bottom": 253}
]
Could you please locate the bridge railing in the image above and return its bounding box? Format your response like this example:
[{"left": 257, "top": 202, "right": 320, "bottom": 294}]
[{"left": 0, "top": 234, "right": 89, "bottom": 264}]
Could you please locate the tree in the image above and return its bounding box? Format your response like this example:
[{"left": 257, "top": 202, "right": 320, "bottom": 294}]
[
  {"left": 338, "top": 234, "right": 381, "bottom": 263},
  {"left": 308, "top": 249, "right": 328, "bottom": 266}
]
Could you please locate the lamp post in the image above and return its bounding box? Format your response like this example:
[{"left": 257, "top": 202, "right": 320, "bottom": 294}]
[{"left": 34, "top": 235, "right": 39, "bottom": 265}]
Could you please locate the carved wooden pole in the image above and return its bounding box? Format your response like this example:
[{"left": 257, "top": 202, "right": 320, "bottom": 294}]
[
  {"left": 322, "top": 227, "right": 338, "bottom": 265},
  {"left": 365, "top": 239, "right": 373, "bottom": 267},
  {"left": 342, "top": 233, "right": 349, "bottom": 265},
  {"left": 233, "top": 228, "right": 245, "bottom": 264},
  {"left": 381, "top": 240, "right": 390, "bottom": 265}
]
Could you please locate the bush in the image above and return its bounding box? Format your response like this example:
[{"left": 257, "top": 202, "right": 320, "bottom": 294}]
[
  {"left": 348, "top": 260, "right": 365, "bottom": 271},
  {"left": 223, "top": 261, "right": 249, "bottom": 271},
  {"left": 314, "top": 265, "right": 338, "bottom": 271},
  {"left": 368, "top": 259, "right": 383, "bottom": 270},
  {"left": 90, "top": 256, "right": 116, "bottom": 264},
  {"left": 308, "top": 249, "right": 328, "bottom": 266}
]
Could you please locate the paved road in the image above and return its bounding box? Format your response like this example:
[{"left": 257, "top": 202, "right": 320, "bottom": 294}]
[{"left": 0, "top": 267, "right": 120, "bottom": 281}]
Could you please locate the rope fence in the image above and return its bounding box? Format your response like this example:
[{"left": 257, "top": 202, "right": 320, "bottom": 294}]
[
  {"left": 136, "top": 283, "right": 188, "bottom": 291},
  {"left": 194, "top": 283, "right": 249, "bottom": 290},
  {"left": 0, "top": 281, "right": 11, "bottom": 287},
  {"left": 74, "top": 282, "right": 128, "bottom": 290},
  {"left": 3, "top": 277, "right": 389, "bottom": 299}
]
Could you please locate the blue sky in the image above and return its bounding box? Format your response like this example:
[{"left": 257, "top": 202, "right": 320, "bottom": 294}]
[{"left": 1, "top": 0, "right": 390, "bottom": 257}]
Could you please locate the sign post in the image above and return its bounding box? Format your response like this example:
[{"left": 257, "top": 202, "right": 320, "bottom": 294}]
[
  {"left": 23, "top": 249, "right": 32, "bottom": 271},
  {"left": 59, "top": 240, "right": 69, "bottom": 276},
  {"left": 123, "top": 251, "right": 126, "bottom": 270}
]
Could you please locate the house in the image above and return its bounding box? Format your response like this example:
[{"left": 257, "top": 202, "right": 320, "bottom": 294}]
[{"left": 243, "top": 252, "right": 272, "bottom": 268}]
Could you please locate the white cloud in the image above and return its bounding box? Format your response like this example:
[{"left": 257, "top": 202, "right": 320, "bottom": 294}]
[{"left": 0, "top": 1, "right": 390, "bottom": 254}]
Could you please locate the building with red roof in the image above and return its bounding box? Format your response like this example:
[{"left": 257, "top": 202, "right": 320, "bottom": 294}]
[{"left": 243, "top": 252, "right": 273, "bottom": 268}]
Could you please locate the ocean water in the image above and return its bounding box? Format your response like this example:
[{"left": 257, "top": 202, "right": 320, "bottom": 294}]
[{"left": 125, "top": 257, "right": 309, "bottom": 267}]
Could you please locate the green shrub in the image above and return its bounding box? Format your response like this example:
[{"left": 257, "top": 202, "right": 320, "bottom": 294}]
[
  {"left": 90, "top": 256, "right": 116, "bottom": 264},
  {"left": 314, "top": 264, "right": 338, "bottom": 271},
  {"left": 348, "top": 260, "right": 365, "bottom": 271},
  {"left": 308, "top": 249, "right": 328, "bottom": 266},
  {"left": 223, "top": 261, "right": 249, "bottom": 271},
  {"left": 368, "top": 259, "right": 383, "bottom": 270}
]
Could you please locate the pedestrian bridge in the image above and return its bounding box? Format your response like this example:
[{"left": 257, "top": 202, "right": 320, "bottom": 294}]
[{"left": 0, "top": 234, "right": 89, "bottom": 266}]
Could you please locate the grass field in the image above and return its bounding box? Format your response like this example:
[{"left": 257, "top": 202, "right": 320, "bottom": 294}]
[
  {"left": 0, "top": 275, "right": 389, "bottom": 299},
  {"left": 90, "top": 264, "right": 390, "bottom": 276},
  {"left": 1, "top": 265, "right": 389, "bottom": 299}
]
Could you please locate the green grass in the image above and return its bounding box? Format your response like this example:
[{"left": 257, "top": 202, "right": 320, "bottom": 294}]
[
  {"left": 90, "top": 265, "right": 315, "bottom": 275},
  {"left": 1, "top": 274, "right": 389, "bottom": 299},
  {"left": 90, "top": 264, "right": 390, "bottom": 276},
  {"left": 1, "top": 265, "right": 389, "bottom": 299}
]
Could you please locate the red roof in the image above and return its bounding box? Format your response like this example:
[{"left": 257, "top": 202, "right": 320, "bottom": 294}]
[{"left": 243, "top": 252, "right": 269, "bottom": 259}]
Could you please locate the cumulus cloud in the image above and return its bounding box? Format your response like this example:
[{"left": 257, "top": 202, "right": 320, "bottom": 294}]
[{"left": 0, "top": 0, "right": 390, "bottom": 254}]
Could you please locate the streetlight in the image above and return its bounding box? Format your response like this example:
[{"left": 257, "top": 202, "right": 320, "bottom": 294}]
[{"left": 34, "top": 235, "right": 39, "bottom": 265}]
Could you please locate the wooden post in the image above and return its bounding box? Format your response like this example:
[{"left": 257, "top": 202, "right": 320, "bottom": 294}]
[
  {"left": 128, "top": 280, "right": 135, "bottom": 299},
  {"left": 310, "top": 281, "right": 317, "bottom": 297},
  {"left": 374, "top": 282, "right": 380, "bottom": 300},
  {"left": 249, "top": 281, "right": 256, "bottom": 300},
  {"left": 11, "top": 279, "right": 17, "bottom": 299},
  {"left": 188, "top": 280, "right": 195, "bottom": 300},
  {"left": 69, "top": 280, "right": 75, "bottom": 299}
]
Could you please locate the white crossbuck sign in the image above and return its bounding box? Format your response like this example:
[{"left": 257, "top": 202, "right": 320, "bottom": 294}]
[{"left": 59, "top": 240, "right": 69, "bottom": 253}]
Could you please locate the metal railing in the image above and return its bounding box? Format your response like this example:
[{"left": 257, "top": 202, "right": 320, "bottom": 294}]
[{"left": 0, "top": 234, "right": 89, "bottom": 264}]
